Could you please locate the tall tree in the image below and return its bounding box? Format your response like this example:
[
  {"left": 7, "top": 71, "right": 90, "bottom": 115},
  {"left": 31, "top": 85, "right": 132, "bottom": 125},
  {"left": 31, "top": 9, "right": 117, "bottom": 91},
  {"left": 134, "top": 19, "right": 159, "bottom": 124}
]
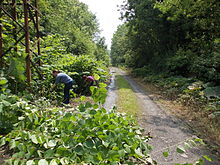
[{"left": 113, "top": 0, "right": 220, "bottom": 83}]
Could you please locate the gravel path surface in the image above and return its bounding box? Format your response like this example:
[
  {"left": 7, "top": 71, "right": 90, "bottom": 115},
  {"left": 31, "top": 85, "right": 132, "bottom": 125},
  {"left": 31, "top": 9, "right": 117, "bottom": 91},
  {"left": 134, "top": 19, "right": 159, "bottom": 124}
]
[
  {"left": 108, "top": 68, "right": 220, "bottom": 165},
  {"left": 104, "top": 69, "right": 117, "bottom": 111}
]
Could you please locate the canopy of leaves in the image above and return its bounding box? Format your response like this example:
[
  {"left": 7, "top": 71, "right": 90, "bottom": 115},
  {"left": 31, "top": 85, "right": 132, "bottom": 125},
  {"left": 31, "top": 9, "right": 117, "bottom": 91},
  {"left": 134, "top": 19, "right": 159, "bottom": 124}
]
[{"left": 112, "top": 0, "right": 220, "bottom": 84}]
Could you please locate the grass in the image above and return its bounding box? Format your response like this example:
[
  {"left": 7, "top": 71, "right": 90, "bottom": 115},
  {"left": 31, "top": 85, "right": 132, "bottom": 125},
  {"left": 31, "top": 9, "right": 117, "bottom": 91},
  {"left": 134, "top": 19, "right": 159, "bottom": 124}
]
[{"left": 115, "top": 75, "right": 140, "bottom": 117}]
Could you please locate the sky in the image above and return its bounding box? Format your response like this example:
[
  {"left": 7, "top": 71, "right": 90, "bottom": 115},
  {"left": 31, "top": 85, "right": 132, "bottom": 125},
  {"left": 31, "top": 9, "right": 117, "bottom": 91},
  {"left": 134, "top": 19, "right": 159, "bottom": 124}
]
[{"left": 79, "top": 0, "right": 124, "bottom": 49}]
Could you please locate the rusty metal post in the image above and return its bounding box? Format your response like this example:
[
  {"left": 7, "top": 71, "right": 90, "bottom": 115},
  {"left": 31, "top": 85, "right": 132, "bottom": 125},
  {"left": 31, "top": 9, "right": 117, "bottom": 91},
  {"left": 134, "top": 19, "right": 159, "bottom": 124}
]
[
  {"left": 35, "top": 0, "right": 41, "bottom": 65},
  {"left": 12, "top": 0, "right": 17, "bottom": 52},
  {"left": 0, "top": 0, "right": 3, "bottom": 59},
  {"left": 23, "top": 0, "right": 31, "bottom": 84}
]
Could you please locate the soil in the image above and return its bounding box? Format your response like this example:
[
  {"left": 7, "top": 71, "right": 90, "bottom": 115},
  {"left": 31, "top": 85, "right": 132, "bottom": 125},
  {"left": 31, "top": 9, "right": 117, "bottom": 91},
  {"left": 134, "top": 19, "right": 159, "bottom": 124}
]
[{"left": 108, "top": 67, "right": 220, "bottom": 165}]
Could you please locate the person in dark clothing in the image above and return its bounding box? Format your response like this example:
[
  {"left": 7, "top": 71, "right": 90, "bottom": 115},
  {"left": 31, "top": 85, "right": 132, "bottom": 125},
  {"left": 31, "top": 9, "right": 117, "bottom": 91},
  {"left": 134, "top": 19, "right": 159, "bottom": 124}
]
[{"left": 52, "top": 70, "right": 74, "bottom": 104}]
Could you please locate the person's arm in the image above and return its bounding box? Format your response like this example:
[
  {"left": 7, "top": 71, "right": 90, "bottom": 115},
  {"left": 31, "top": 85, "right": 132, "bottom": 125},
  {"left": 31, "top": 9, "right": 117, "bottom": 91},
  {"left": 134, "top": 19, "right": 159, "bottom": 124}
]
[
  {"left": 51, "top": 75, "right": 60, "bottom": 91},
  {"left": 51, "top": 84, "right": 56, "bottom": 91},
  {"left": 95, "top": 80, "right": 99, "bottom": 87}
]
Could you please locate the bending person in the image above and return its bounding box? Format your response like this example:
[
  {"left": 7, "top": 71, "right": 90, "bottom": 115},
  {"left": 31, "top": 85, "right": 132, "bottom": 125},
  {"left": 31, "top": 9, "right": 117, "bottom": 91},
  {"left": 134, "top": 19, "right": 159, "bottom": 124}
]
[{"left": 52, "top": 70, "right": 74, "bottom": 104}]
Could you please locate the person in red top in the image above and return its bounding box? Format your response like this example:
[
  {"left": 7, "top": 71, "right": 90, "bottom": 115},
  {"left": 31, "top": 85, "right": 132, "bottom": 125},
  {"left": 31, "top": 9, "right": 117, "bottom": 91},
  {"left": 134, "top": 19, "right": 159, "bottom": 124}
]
[
  {"left": 82, "top": 75, "right": 96, "bottom": 95},
  {"left": 83, "top": 75, "right": 94, "bottom": 82}
]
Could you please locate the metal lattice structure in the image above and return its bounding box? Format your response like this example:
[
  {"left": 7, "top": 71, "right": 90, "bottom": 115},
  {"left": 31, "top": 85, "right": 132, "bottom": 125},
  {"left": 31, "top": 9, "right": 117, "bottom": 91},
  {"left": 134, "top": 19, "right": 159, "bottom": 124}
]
[{"left": 0, "top": 0, "right": 42, "bottom": 84}]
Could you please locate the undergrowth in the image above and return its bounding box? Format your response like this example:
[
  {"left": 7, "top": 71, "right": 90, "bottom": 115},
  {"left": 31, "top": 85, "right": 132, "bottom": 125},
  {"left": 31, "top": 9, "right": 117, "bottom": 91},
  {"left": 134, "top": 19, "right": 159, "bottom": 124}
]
[{"left": 132, "top": 66, "right": 220, "bottom": 145}]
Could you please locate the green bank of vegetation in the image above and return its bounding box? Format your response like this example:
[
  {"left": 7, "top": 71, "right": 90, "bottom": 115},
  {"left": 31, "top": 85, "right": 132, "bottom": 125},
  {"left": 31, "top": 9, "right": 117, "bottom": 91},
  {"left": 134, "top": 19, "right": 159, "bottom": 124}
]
[
  {"left": 1, "top": 0, "right": 109, "bottom": 134},
  {"left": 111, "top": 0, "right": 220, "bottom": 143}
]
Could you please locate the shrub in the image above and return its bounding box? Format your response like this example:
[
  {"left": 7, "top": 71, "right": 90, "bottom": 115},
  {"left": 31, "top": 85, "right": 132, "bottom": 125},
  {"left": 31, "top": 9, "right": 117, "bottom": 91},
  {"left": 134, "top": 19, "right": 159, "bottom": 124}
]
[{"left": 0, "top": 103, "right": 152, "bottom": 164}]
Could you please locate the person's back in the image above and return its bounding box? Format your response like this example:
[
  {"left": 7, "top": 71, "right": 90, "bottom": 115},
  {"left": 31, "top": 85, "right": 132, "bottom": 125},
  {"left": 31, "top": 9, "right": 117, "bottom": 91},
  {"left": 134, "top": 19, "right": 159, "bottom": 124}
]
[
  {"left": 86, "top": 76, "right": 94, "bottom": 82},
  {"left": 55, "top": 73, "right": 73, "bottom": 85},
  {"left": 52, "top": 70, "right": 74, "bottom": 104}
]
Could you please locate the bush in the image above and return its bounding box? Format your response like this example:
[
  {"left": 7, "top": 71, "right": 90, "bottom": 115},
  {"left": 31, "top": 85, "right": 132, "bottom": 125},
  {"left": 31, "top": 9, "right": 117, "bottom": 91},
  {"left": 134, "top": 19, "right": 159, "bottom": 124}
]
[
  {"left": 132, "top": 66, "right": 152, "bottom": 77},
  {"left": 190, "top": 52, "right": 220, "bottom": 84},
  {"left": 166, "top": 49, "right": 194, "bottom": 76},
  {"left": 0, "top": 103, "right": 152, "bottom": 164}
]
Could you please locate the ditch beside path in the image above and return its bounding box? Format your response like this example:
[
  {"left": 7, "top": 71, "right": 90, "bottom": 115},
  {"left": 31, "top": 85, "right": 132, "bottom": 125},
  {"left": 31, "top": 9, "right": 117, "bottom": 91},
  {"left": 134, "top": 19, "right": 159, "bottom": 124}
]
[{"left": 108, "top": 67, "right": 220, "bottom": 165}]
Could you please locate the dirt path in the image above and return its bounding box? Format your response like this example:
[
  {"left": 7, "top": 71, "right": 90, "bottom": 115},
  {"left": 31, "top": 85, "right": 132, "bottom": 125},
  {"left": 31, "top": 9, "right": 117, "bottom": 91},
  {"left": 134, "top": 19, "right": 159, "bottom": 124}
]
[
  {"left": 109, "top": 68, "right": 220, "bottom": 165},
  {"left": 104, "top": 69, "right": 117, "bottom": 111}
]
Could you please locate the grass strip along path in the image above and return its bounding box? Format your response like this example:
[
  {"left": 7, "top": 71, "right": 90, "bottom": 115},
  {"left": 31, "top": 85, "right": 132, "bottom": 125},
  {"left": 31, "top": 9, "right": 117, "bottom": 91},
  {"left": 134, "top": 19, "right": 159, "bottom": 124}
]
[{"left": 115, "top": 74, "right": 140, "bottom": 117}]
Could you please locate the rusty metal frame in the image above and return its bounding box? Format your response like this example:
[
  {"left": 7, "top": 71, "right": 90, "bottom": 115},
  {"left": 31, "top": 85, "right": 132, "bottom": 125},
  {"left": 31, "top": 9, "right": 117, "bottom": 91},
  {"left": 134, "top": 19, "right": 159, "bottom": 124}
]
[{"left": 0, "top": 0, "right": 42, "bottom": 83}]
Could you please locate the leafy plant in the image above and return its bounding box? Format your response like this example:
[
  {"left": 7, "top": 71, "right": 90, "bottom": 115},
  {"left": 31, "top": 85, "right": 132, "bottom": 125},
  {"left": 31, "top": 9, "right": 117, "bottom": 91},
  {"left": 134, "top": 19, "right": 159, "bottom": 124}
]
[{"left": 0, "top": 103, "right": 152, "bottom": 164}]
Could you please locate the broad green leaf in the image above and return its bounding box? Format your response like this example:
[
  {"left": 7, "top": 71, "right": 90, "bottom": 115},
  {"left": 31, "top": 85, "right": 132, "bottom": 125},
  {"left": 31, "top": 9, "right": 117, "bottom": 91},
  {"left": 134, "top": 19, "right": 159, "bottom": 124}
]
[
  {"left": 26, "top": 160, "right": 35, "bottom": 165},
  {"left": 176, "top": 146, "right": 186, "bottom": 154},
  {"left": 135, "top": 148, "right": 144, "bottom": 157},
  {"left": 118, "top": 150, "right": 125, "bottom": 157},
  {"left": 99, "top": 82, "right": 107, "bottom": 88},
  {"left": 102, "top": 141, "right": 110, "bottom": 148},
  {"left": 84, "top": 154, "right": 94, "bottom": 163},
  {"left": 0, "top": 104, "right": 3, "bottom": 113},
  {"left": 93, "top": 73, "right": 100, "bottom": 80},
  {"left": 10, "top": 139, "right": 16, "bottom": 149},
  {"left": 14, "top": 160, "right": 20, "bottom": 165},
  {"left": 0, "top": 137, "right": 6, "bottom": 146},
  {"left": 60, "top": 158, "right": 69, "bottom": 165},
  {"left": 18, "top": 116, "right": 25, "bottom": 120},
  {"left": 2, "top": 100, "right": 11, "bottom": 106},
  {"left": 184, "top": 142, "right": 191, "bottom": 149},
  {"left": 85, "top": 139, "right": 94, "bottom": 148},
  {"left": 203, "top": 155, "right": 212, "bottom": 162},
  {"left": 194, "top": 138, "right": 205, "bottom": 145},
  {"left": 135, "top": 130, "right": 142, "bottom": 135},
  {"left": 31, "top": 135, "right": 38, "bottom": 144},
  {"left": 195, "top": 159, "right": 204, "bottom": 165},
  {"left": 50, "top": 159, "right": 58, "bottom": 165},
  {"left": 38, "top": 159, "right": 48, "bottom": 165},
  {"left": 44, "top": 149, "right": 54, "bottom": 158},
  {"left": 89, "top": 110, "right": 97, "bottom": 115},
  {"left": 37, "top": 150, "right": 43, "bottom": 157},
  {"left": 163, "top": 151, "right": 169, "bottom": 157},
  {"left": 0, "top": 79, "right": 8, "bottom": 85},
  {"left": 80, "top": 96, "right": 86, "bottom": 101},
  {"left": 47, "top": 140, "right": 57, "bottom": 147},
  {"left": 74, "top": 145, "right": 84, "bottom": 155}
]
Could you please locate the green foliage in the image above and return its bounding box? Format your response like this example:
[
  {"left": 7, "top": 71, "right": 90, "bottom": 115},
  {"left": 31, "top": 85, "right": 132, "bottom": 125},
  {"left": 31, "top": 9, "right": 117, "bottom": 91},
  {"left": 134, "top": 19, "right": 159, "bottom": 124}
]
[
  {"left": 90, "top": 83, "right": 107, "bottom": 104},
  {"left": 111, "top": 24, "right": 131, "bottom": 66},
  {"left": 39, "top": 0, "right": 109, "bottom": 61},
  {"left": 166, "top": 49, "right": 195, "bottom": 76},
  {"left": 0, "top": 75, "right": 29, "bottom": 134},
  {"left": 162, "top": 138, "right": 211, "bottom": 165},
  {"left": 132, "top": 66, "right": 153, "bottom": 78},
  {"left": 131, "top": 66, "right": 220, "bottom": 119},
  {"left": 40, "top": 0, "right": 98, "bottom": 38},
  {"left": 94, "top": 37, "right": 110, "bottom": 65},
  {"left": 0, "top": 103, "right": 152, "bottom": 164},
  {"left": 114, "top": 0, "right": 220, "bottom": 84},
  {"left": 114, "top": 0, "right": 220, "bottom": 129}
]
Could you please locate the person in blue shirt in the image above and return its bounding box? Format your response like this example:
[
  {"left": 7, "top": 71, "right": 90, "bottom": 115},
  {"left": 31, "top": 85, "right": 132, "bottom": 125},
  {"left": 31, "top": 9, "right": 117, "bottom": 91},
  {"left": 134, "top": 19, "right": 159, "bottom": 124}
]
[{"left": 52, "top": 70, "right": 74, "bottom": 104}]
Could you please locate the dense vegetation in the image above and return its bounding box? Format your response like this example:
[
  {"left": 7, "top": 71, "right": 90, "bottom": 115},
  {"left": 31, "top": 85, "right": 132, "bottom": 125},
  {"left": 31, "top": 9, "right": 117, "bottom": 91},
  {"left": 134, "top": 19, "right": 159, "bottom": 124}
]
[
  {"left": 111, "top": 0, "right": 220, "bottom": 134},
  {"left": 0, "top": 0, "right": 217, "bottom": 164},
  {"left": 0, "top": 0, "right": 110, "bottom": 132},
  {"left": 0, "top": 0, "right": 157, "bottom": 164}
]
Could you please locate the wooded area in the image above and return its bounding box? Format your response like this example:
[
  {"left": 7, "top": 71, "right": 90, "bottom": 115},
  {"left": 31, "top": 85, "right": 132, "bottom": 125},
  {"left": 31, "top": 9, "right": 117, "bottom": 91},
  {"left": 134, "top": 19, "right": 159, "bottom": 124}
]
[{"left": 111, "top": 0, "right": 220, "bottom": 140}]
